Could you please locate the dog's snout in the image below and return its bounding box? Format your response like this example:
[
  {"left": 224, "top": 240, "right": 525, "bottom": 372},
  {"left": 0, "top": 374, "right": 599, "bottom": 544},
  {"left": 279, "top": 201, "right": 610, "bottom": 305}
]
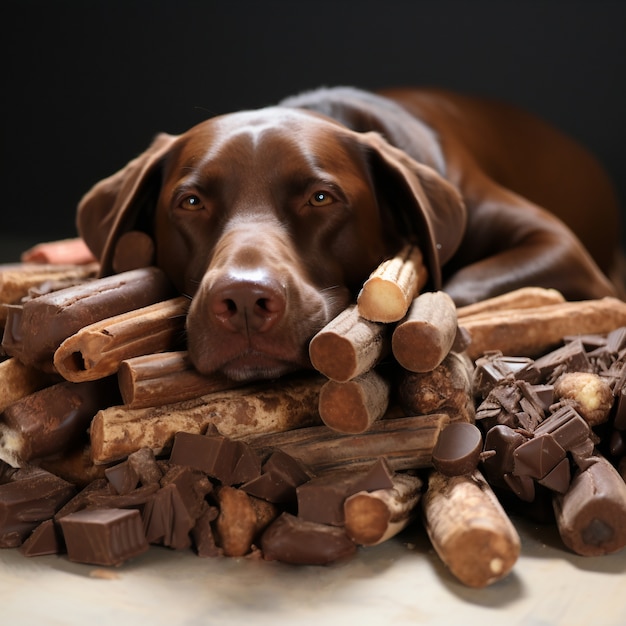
[{"left": 209, "top": 271, "right": 286, "bottom": 334}]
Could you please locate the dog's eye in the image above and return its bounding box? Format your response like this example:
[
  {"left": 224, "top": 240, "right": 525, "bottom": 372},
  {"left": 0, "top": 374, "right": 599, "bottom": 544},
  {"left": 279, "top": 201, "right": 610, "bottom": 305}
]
[
  {"left": 308, "top": 191, "right": 335, "bottom": 207},
  {"left": 179, "top": 195, "right": 204, "bottom": 211}
]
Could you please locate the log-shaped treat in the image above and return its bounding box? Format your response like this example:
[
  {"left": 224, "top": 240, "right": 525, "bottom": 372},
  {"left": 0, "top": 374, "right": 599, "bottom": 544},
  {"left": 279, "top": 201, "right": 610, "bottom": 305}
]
[
  {"left": 344, "top": 471, "right": 422, "bottom": 545},
  {"left": 247, "top": 413, "right": 449, "bottom": 476},
  {"left": 422, "top": 469, "right": 521, "bottom": 588},
  {"left": 461, "top": 297, "right": 626, "bottom": 359},
  {"left": 90, "top": 374, "right": 325, "bottom": 464},
  {"left": 118, "top": 351, "right": 240, "bottom": 408},
  {"left": 309, "top": 305, "right": 389, "bottom": 382},
  {"left": 553, "top": 455, "right": 626, "bottom": 556},
  {"left": 2, "top": 267, "right": 175, "bottom": 369},
  {"left": 456, "top": 286, "right": 565, "bottom": 318},
  {"left": 53, "top": 296, "right": 189, "bottom": 382},
  {"left": 318, "top": 369, "right": 390, "bottom": 434},
  {"left": 392, "top": 290, "right": 458, "bottom": 372},
  {"left": 357, "top": 244, "right": 427, "bottom": 323},
  {"left": 0, "top": 358, "right": 58, "bottom": 412}
]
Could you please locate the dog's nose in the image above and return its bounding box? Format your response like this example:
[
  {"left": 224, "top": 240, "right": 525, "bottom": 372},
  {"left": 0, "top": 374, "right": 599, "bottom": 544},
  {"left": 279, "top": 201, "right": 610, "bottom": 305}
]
[{"left": 209, "top": 271, "right": 286, "bottom": 334}]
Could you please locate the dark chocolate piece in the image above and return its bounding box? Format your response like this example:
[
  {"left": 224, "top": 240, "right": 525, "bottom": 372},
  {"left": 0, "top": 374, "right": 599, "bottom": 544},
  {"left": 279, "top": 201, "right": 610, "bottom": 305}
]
[
  {"left": 481, "top": 425, "right": 528, "bottom": 486},
  {"left": 127, "top": 447, "right": 163, "bottom": 486},
  {"left": 534, "top": 405, "right": 590, "bottom": 451},
  {"left": 432, "top": 422, "right": 483, "bottom": 476},
  {"left": 142, "top": 483, "right": 195, "bottom": 549},
  {"left": 59, "top": 508, "right": 149, "bottom": 566},
  {"left": 533, "top": 339, "right": 592, "bottom": 383},
  {"left": 19, "top": 519, "right": 62, "bottom": 556},
  {"left": 260, "top": 512, "right": 357, "bottom": 565},
  {"left": 513, "top": 434, "right": 566, "bottom": 480},
  {"left": 537, "top": 458, "right": 571, "bottom": 494},
  {"left": 191, "top": 503, "right": 221, "bottom": 557},
  {"left": 0, "top": 467, "right": 75, "bottom": 548},
  {"left": 472, "top": 352, "right": 539, "bottom": 398},
  {"left": 105, "top": 460, "right": 140, "bottom": 495}
]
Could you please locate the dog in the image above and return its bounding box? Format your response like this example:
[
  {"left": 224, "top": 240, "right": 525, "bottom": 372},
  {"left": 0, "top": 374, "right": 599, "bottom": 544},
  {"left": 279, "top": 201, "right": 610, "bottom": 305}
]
[{"left": 76, "top": 86, "right": 621, "bottom": 382}]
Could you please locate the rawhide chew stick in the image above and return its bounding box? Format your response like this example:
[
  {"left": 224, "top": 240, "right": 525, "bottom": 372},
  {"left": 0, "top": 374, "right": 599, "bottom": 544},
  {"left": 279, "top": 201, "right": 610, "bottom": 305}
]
[
  {"left": 53, "top": 296, "right": 189, "bottom": 382},
  {"left": 318, "top": 369, "right": 390, "bottom": 434},
  {"left": 357, "top": 244, "right": 427, "bottom": 323},
  {"left": 344, "top": 471, "right": 422, "bottom": 546},
  {"left": 20, "top": 238, "right": 97, "bottom": 265},
  {"left": 422, "top": 469, "right": 521, "bottom": 588},
  {"left": 247, "top": 413, "right": 449, "bottom": 476},
  {"left": 89, "top": 374, "right": 325, "bottom": 464},
  {"left": 456, "top": 286, "right": 565, "bottom": 318},
  {"left": 1, "top": 266, "right": 175, "bottom": 369},
  {"left": 461, "top": 297, "right": 626, "bottom": 360},
  {"left": 0, "top": 378, "right": 118, "bottom": 467},
  {"left": 553, "top": 455, "right": 626, "bottom": 556},
  {"left": 308, "top": 305, "right": 389, "bottom": 382},
  {"left": 0, "top": 358, "right": 57, "bottom": 412},
  {"left": 118, "top": 351, "right": 240, "bottom": 409},
  {"left": 392, "top": 290, "right": 458, "bottom": 372},
  {"left": 397, "top": 351, "right": 475, "bottom": 424}
]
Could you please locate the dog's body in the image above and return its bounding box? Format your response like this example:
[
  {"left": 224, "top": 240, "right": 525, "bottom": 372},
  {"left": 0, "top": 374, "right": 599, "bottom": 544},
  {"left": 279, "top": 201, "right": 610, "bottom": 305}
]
[{"left": 77, "top": 86, "right": 620, "bottom": 382}]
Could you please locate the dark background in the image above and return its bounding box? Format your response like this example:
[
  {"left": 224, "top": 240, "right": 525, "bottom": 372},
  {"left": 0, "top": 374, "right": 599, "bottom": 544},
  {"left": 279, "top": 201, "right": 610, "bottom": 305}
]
[{"left": 2, "top": 0, "right": 626, "bottom": 261}]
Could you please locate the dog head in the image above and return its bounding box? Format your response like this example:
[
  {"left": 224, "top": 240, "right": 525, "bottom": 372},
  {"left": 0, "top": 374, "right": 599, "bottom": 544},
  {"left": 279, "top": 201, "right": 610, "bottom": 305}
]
[{"left": 77, "top": 107, "right": 465, "bottom": 381}]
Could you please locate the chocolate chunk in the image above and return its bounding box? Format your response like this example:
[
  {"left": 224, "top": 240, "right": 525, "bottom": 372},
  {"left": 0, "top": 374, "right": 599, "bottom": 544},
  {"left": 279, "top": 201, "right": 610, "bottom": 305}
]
[
  {"left": 127, "top": 447, "right": 163, "bottom": 486},
  {"left": 191, "top": 504, "right": 221, "bottom": 557},
  {"left": 160, "top": 464, "right": 213, "bottom": 520},
  {"left": 503, "top": 472, "right": 535, "bottom": 502},
  {"left": 481, "top": 425, "right": 528, "bottom": 484},
  {"left": 19, "top": 519, "right": 62, "bottom": 556},
  {"left": 513, "top": 434, "right": 566, "bottom": 480},
  {"left": 432, "top": 422, "right": 483, "bottom": 476},
  {"left": 0, "top": 468, "right": 76, "bottom": 548},
  {"left": 59, "top": 508, "right": 149, "bottom": 566},
  {"left": 534, "top": 405, "right": 590, "bottom": 451},
  {"left": 260, "top": 512, "right": 357, "bottom": 565},
  {"left": 613, "top": 387, "right": 626, "bottom": 430},
  {"left": 105, "top": 460, "right": 140, "bottom": 495},
  {"left": 537, "top": 457, "right": 571, "bottom": 494},
  {"left": 142, "top": 483, "right": 195, "bottom": 549},
  {"left": 533, "top": 339, "right": 592, "bottom": 383},
  {"left": 351, "top": 457, "right": 396, "bottom": 492},
  {"left": 473, "top": 352, "right": 539, "bottom": 398}
]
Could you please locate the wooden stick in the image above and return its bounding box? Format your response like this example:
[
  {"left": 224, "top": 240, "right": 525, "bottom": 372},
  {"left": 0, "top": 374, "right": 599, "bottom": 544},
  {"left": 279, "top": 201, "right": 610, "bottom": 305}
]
[
  {"left": 318, "top": 369, "right": 390, "bottom": 434},
  {"left": 422, "top": 469, "right": 521, "bottom": 588},
  {"left": 461, "top": 297, "right": 626, "bottom": 360},
  {"left": 308, "top": 305, "right": 389, "bottom": 382},
  {"left": 246, "top": 413, "right": 449, "bottom": 475},
  {"left": 89, "top": 374, "right": 325, "bottom": 464},
  {"left": 456, "top": 286, "right": 565, "bottom": 319},
  {"left": 357, "top": 244, "right": 427, "bottom": 323},
  {"left": 0, "top": 358, "right": 57, "bottom": 412},
  {"left": 344, "top": 472, "right": 423, "bottom": 545},
  {"left": 118, "top": 351, "right": 240, "bottom": 408},
  {"left": 53, "top": 297, "right": 188, "bottom": 382},
  {"left": 392, "top": 290, "right": 458, "bottom": 372}
]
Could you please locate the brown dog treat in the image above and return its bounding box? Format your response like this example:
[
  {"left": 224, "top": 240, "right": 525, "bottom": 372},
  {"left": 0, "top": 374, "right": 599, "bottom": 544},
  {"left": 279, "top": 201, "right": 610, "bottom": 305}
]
[
  {"left": 20, "top": 238, "right": 97, "bottom": 265},
  {"left": 553, "top": 372, "right": 614, "bottom": 426},
  {"left": 397, "top": 351, "right": 475, "bottom": 424},
  {"left": 90, "top": 374, "right": 325, "bottom": 465},
  {"left": 308, "top": 305, "right": 389, "bottom": 382},
  {"left": 0, "top": 358, "right": 57, "bottom": 412},
  {"left": 423, "top": 469, "right": 521, "bottom": 588},
  {"left": 432, "top": 422, "right": 483, "bottom": 476},
  {"left": 456, "top": 286, "right": 565, "bottom": 318},
  {"left": 118, "top": 351, "right": 239, "bottom": 408},
  {"left": 260, "top": 512, "right": 357, "bottom": 565},
  {"left": 213, "top": 486, "right": 262, "bottom": 557},
  {"left": 553, "top": 455, "right": 626, "bottom": 556},
  {"left": 247, "top": 413, "right": 449, "bottom": 476},
  {"left": 318, "top": 369, "right": 390, "bottom": 434},
  {"left": 53, "top": 296, "right": 188, "bottom": 383},
  {"left": 462, "top": 297, "right": 626, "bottom": 360},
  {"left": 344, "top": 471, "right": 422, "bottom": 546},
  {"left": 392, "top": 290, "right": 458, "bottom": 372},
  {"left": 111, "top": 231, "right": 155, "bottom": 273},
  {"left": 357, "top": 244, "right": 427, "bottom": 323},
  {"left": 0, "top": 378, "right": 118, "bottom": 467},
  {"left": 2, "top": 267, "right": 175, "bottom": 369}
]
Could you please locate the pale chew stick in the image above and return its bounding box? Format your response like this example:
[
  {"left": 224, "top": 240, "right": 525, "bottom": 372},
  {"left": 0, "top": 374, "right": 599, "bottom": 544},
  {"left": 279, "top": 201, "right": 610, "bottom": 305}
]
[
  {"left": 20, "top": 238, "right": 97, "bottom": 265},
  {"left": 392, "top": 290, "right": 458, "bottom": 372},
  {"left": 357, "top": 244, "right": 427, "bottom": 323},
  {"left": 89, "top": 375, "right": 326, "bottom": 464},
  {"left": 461, "top": 297, "right": 626, "bottom": 359},
  {"left": 53, "top": 297, "right": 189, "bottom": 382},
  {"left": 308, "top": 305, "right": 389, "bottom": 382},
  {"left": 118, "top": 351, "right": 240, "bottom": 409},
  {"left": 423, "top": 469, "right": 521, "bottom": 588},
  {"left": 0, "top": 358, "right": 57, "bottom": 413},
  {"left": 344, "top": 472, "right": 423, "bottom": 546},
  {"left": 456, "top": 286, "right": 565, "bottom": 318}
]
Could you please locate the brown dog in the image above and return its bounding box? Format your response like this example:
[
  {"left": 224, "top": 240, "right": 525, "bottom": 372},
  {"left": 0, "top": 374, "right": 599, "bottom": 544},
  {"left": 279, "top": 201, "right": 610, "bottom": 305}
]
[{"left": 77, "top": 86, "right": 621, "bottom": 382}]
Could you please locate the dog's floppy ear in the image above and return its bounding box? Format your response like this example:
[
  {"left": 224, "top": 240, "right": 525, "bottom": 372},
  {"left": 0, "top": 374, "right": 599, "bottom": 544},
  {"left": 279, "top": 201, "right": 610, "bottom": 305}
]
[
  {"left": 76, "top": 132, "right": 178, "bottom": 275},
  {"left": 360, "top": 131, "right": 466, "bottom": 289}
]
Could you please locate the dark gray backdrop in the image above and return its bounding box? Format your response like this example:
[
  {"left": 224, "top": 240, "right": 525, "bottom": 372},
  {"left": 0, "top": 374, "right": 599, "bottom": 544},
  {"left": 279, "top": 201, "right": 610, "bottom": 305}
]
[{"left": 3, "top": 0, "right": 625, "bottom": 259}]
